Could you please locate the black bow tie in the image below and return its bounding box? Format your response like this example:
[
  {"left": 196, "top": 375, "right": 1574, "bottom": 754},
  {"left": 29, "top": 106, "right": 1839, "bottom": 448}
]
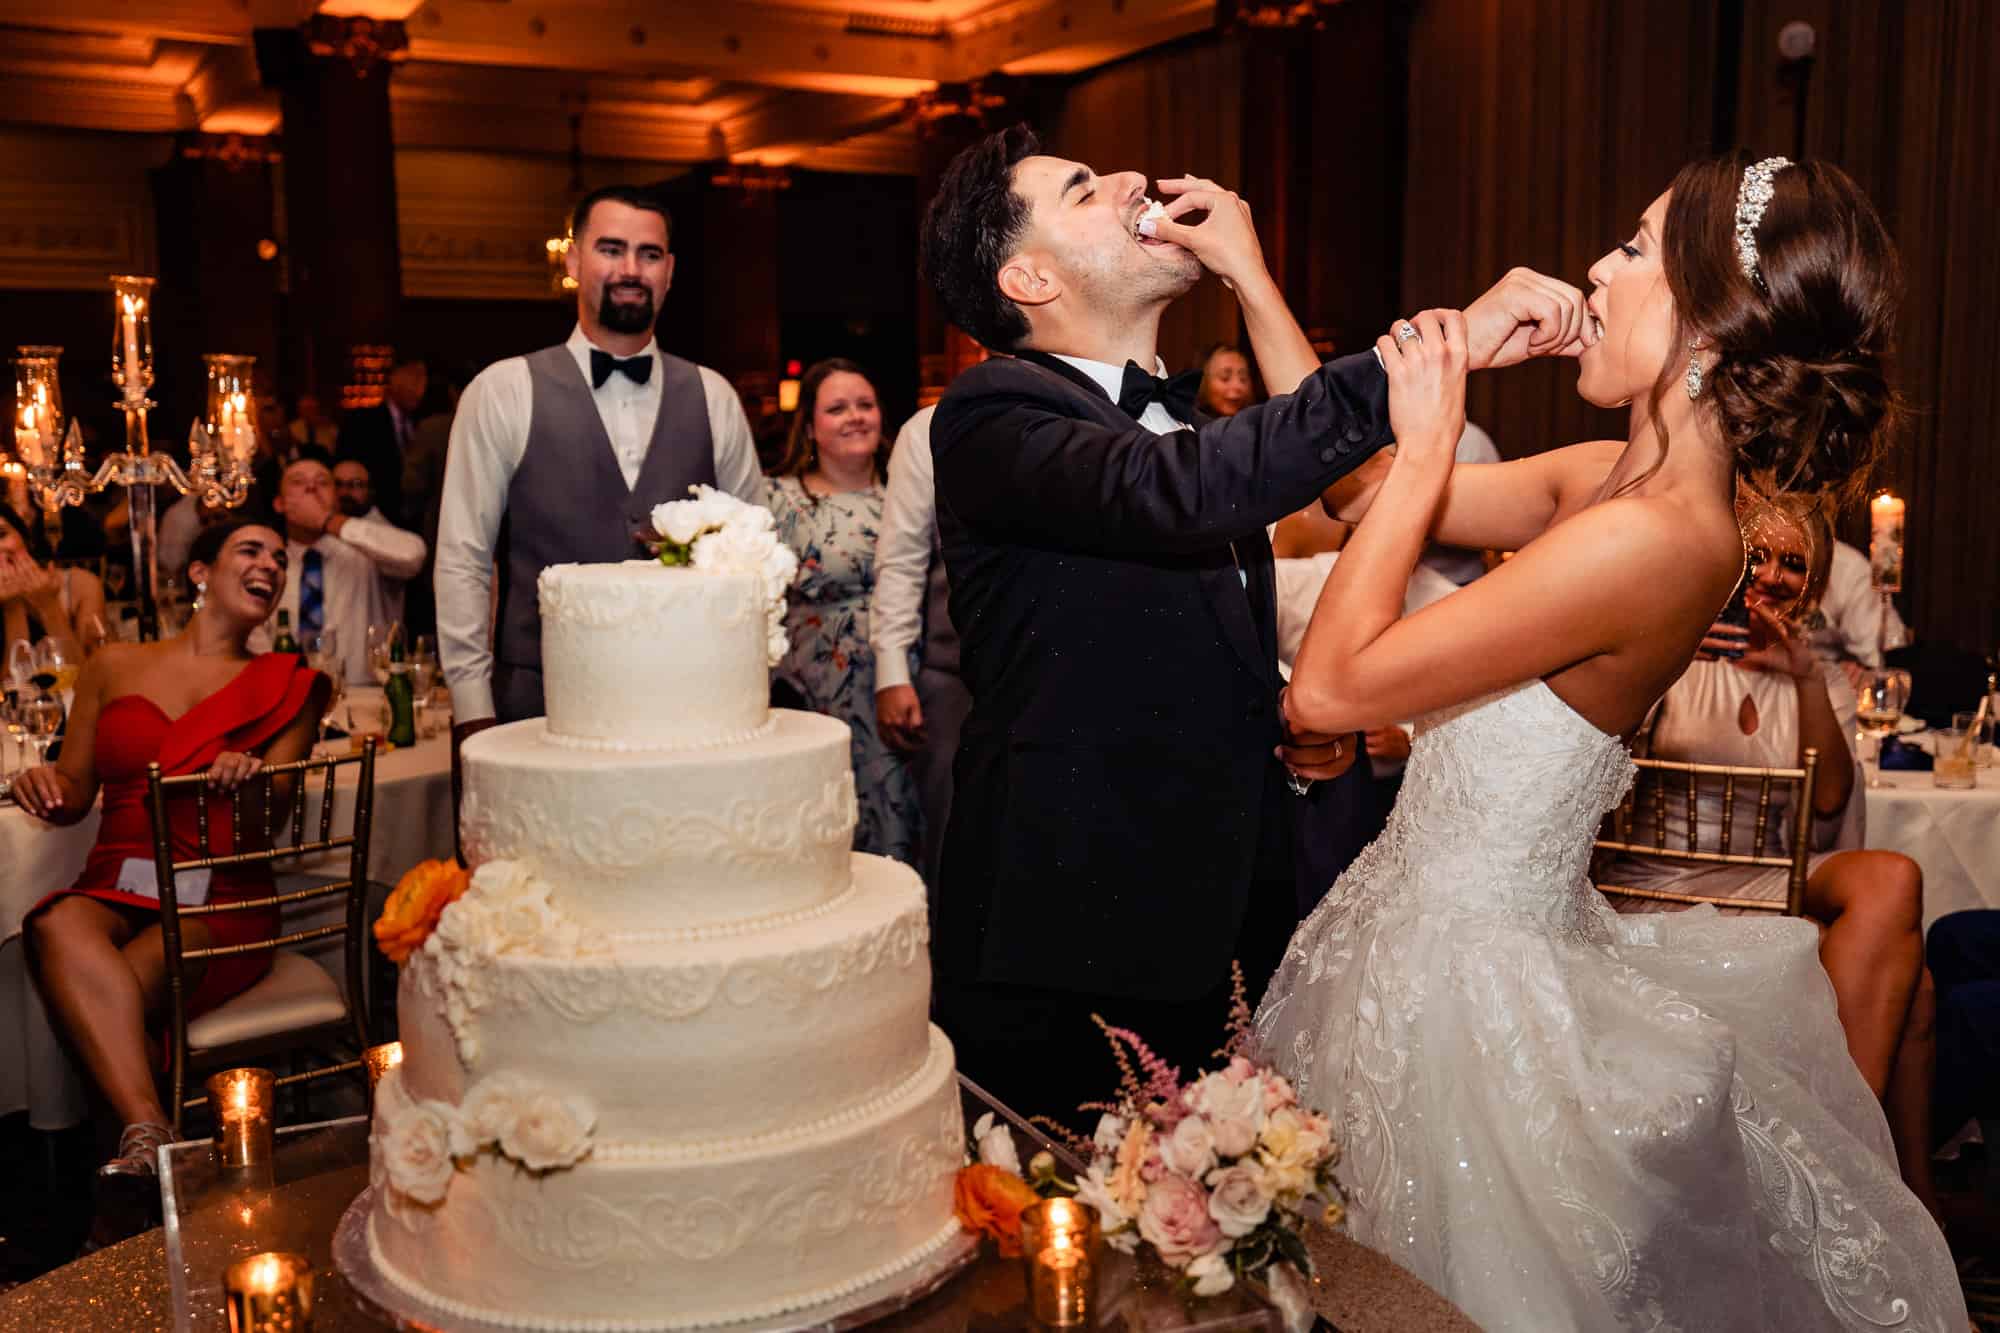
[
  {"left": 590, "top": 348, "right": 653, "bottom": 389},
  {"left": 1116, "top": 361, "right": 1202, "bottom": 424}
]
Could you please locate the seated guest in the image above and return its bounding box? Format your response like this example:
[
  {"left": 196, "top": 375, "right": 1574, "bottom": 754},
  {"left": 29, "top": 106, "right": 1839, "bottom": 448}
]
[
  {"left": 1812, "top": 537, "right": 1908, "bottom": 688},
  {"left": 1195, "top": 341, "right": 1254, "bottom": 417},
  {"left": 1928, "top": 911, "right": 2000, "bottom": 1143},
  {"left": 13, "top": 519, "right": 326, "bottom": 1177},
  {"left": 1, "top": 502, "right": 106, "bottom": 662},
  {"left": 767, "top": 358, "right": 920, "bottom": 866},
  {"left": 1600, "top": 491, "right": 1937, "bottom": 1213},
  {"left": 263, "top": 450, "right": 425, "bottom": 683},
  {"left": 333, "top": 456, "right": 418, "bottom": 626},
  {"left": 340, "top": 354, "right": 428, "bottom": 529},
  {"left": 286, "top": 391, "right": 339, "bottom": 451}
]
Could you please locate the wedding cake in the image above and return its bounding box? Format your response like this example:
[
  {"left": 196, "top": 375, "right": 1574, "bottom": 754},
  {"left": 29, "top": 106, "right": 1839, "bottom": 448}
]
[{"left": 364, "top": 553, "right": 964, "bottom": 1329}]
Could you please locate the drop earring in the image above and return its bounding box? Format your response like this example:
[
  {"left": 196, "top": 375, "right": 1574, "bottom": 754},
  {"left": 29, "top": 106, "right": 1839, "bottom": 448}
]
[
  {"left": 1684, "top": 339, "right": 1705, "bottom": 400},
  {"left": 192, "top": 580, "right": 206, "bottom": 613}
]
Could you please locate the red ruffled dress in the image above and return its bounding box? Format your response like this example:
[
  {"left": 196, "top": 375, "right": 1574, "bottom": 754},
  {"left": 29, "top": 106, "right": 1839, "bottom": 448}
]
[{"left": 30, "top": 654, "right": 323, "bottom": 1016}]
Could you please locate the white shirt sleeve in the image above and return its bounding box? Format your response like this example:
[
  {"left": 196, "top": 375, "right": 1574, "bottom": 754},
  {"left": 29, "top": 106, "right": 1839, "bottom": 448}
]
[
  {"left": 436, "top": 359, "right": 531, "bottom": 722},
  {"left": 702, "top": 368, "right": 765, "bottom": 508},
  {"left": 333, "top": 513, "right": 426, "bottom": 581},
  {"left": 870, "top": 408, "right": 937, "bottom": 694}
]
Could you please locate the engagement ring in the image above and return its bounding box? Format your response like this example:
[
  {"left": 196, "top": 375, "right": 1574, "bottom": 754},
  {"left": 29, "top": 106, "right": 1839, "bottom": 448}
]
[{"left": 1396, "top": 321, "right": 1420, "bottom": 344}]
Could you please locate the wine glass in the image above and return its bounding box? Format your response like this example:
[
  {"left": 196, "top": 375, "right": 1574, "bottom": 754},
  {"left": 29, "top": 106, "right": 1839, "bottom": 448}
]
[
  {"left": 366, "top": 623, "right": 402, "bottom": 686},
  {"left": 22, "top": 691, "right": 62, "bottom": 767},
  {"left": 301, "top": 628, "right": 346, "bottom": 754},
  {"left": 36, "top": 637, "right": 78, "bottom": 696},
  {"left": 1855, "top": 668, "right": 1912, "bottom": 787},
  {"left": 3, "top": 642, "right": 32, "bottom": 778}
]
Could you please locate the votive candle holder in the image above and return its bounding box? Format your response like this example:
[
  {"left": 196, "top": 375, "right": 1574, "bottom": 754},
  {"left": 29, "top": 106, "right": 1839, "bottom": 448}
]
[{"left": 1020, "top": 1197, "right": 1101, "bottom": 1327}]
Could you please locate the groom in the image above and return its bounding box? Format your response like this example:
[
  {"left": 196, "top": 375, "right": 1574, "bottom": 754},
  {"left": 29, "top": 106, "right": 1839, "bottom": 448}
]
[{"left": 920, "top": 126, "right": 1587, "bottom": 1119}]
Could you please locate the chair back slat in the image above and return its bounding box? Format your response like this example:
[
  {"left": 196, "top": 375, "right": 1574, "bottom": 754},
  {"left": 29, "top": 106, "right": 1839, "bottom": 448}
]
[
  {"left": 1594, "top": 752, "right": 1814, "bottom": 919},
  {"left": 145, "top": 740, "right": 381, "bottom": 1133}
]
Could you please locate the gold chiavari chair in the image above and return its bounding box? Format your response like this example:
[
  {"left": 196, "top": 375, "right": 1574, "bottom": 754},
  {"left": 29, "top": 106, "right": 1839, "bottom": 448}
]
[
  {"left": 1593, "top": 749, "right": 1821, "bottom": 917},
  {"left": 146, "top": 741, "right": 378, "bottom": 1133}
]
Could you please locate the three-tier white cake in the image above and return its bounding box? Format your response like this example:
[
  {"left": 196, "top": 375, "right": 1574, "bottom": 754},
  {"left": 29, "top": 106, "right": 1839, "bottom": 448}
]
[{"left": 364, "top": 560, "right": 964, "bottom": 1330}]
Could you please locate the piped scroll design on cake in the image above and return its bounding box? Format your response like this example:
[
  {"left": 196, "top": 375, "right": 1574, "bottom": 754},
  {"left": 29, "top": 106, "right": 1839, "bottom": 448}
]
[
  {"left": 417, "top": 859, "right": 603, "bottom": 1064},
  {"left": 499, "top": 898, "right": 928, "bottom": 1025},
  {"left": 372, "top": 1065, "right": 598, "bottom": 1227},
  {"left": 464, "top": 1096, "right": 962, "bottom": 1277},
  {"left": 464, "top": 770, "right": 856, "bottom": 878}
]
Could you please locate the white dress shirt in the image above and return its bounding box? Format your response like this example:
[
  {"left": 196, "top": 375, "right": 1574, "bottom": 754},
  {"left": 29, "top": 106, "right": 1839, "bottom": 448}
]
[
  {"left": 1812, "top": 540, "right": 1907, "bottom": 673},
  {"left": 871, "top": 406, "right": 938, "bottom": 694},
  {"left": 253, "top": 509, "right": 427, "bottom": 684},
  {"left": 1051, "top": 353, "right": 1188, "bottom": 436},
  {"left": 435, "top": 325, "right": 764, "bottom": 721}
]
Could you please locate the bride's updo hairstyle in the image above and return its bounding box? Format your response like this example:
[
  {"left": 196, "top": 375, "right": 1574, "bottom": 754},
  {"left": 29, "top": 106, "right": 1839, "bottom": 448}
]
[{"left": 1658, "top": 152, "right": 1902, "bottom": 511}]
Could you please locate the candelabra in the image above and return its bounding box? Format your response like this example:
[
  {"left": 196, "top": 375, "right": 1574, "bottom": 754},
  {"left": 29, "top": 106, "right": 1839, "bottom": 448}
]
[{"left": 5, "top": 276, "right": 258, "bottom": 640}]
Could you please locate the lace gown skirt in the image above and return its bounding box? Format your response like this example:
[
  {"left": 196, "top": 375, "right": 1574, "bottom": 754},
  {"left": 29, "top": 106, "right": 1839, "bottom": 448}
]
[{"left": 1253, "top": 682, "right": 1965, "bottom": 1332}]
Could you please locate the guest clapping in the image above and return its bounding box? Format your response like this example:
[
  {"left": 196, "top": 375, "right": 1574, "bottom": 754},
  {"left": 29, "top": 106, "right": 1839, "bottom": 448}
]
[
  {"left": 766, "top": 359, "right": 920, "bottom": 865},
  {"left": 1, "top": 502, "right": 106, "bottom": 662},
  {"left": 1601, "top": 491, "right": 1937, "bottom": 1212},
  {"left": 16, "top": 518, "right": 326, "bottom": 1176}
]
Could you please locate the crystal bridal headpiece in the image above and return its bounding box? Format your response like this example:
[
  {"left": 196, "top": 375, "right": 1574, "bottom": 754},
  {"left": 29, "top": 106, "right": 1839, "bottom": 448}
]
[{"left": 1734, "top": 156, "right": 1791, "bottom": 289}]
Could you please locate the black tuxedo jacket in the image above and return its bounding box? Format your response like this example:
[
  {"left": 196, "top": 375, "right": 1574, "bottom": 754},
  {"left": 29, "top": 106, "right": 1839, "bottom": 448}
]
[{"left": 931, "top": 349, "right": 1394, "bottom": 1001}]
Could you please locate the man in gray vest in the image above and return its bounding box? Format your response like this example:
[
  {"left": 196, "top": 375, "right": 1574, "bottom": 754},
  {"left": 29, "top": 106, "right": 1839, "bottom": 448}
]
[{"left": 435, "top": 184, "right": 763, "bottom": 841}]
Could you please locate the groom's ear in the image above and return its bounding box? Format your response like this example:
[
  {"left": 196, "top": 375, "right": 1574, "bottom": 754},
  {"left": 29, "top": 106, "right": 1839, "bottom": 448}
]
[{"left": 997, "top": 254, "right": 1059, "bottom": 311}]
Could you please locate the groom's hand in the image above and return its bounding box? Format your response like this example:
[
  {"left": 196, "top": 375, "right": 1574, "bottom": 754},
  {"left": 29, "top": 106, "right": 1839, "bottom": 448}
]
[
  {"left": 1277, "top": 688, "right": 1357, "bottom": 781},
  {"left": 1464, "top": 268, "right": 1595, "bottom": 369}
]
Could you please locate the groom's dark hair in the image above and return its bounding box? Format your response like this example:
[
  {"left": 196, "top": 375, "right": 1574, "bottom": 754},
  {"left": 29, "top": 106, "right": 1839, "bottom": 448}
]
[
  {"left": 569, "top": 185, "right": 673, "bottom": 245},
  {"left": 921, "top": 124, "right": 1040, "bottom": 353}
]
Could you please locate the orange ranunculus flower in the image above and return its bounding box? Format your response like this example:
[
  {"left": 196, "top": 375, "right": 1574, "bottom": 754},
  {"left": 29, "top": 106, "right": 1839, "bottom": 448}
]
[
  {"left": 954, "top": 1164, "right": 1041, "bottom": 1258},
  {"left": 374, "top": 858, "right": 470, "bottom": 964}
]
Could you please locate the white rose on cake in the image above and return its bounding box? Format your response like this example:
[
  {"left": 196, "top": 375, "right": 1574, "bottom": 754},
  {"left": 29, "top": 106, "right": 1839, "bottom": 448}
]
[
  {"left": 650, "top": 484, "right": 746, "bottom": 547},
  {"left": 382, "top": 1099, "right": 470, "bottom": 1204},
  {"left": 501, "top": 1089, "right": 598, "bottom": 1171},
  {"left": 460, "top": 1072, "right": 532, "bottom": 1145}
]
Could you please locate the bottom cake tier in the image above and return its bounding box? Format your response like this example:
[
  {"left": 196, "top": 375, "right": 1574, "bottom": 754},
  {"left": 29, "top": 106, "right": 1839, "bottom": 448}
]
[{"left": 366, "top": 1026, "right": 965, "bottom": 1331}]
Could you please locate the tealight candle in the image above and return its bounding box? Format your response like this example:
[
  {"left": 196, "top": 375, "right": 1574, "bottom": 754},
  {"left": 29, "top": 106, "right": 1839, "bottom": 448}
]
[
  {"left": 223, "top": 1251, "right": 313, "bottom": 1333},
  {"left": 1021, "top": 1198, "right": 1100, "bottom": 1328},
  {"left": 207, "top": 1067, "right": 275, "bottom": 1169},
  {"left": 363, "top": 1041, "right": 403, "bottom": 1091}
]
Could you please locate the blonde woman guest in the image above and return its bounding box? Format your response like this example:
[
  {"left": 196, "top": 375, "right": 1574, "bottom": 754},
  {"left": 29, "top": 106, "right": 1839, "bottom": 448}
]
[
  {"left": 1, "top": 502, "right": 106, "bottom": 662},
  {"left": 766, "top": 359, "right": 920, "bottom": 865},
  {"left": 1195, "top": 342, "right": 1255, "bottom": 417}
]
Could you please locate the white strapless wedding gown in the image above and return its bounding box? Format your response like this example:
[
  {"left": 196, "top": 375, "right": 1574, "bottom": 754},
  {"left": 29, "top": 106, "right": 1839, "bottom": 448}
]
[{"left": 1254, "top": 680, "right": 1966, "bottom": 1331}]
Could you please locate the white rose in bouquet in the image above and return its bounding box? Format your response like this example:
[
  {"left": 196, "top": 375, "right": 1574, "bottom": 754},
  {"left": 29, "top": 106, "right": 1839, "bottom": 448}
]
[
  {"left": 1186, "top": 1249, "right": 1236, "bottom": 1296},
  {"left": 501, "top": 1089, "right": 597, "bottom": 1171},
  {"left": 1204, "top": 1163, "right": 1274, "bottom": 1238},
  {"left": 1074, "top": 1165, "right": 1137, "bottom": 1252},
  {"left": 1190, "top": 1069, "right": 1267, "bottom": 1158},
  {"left": 970, "top": 1112, "right": 1022, "bottom": 1176},
  {"left": 1093, "top": 1112, "right": 1130, "bottom": 1158},
  {"left": 1161, "top": 1113, "right": 1218, "bottom": 1179}
]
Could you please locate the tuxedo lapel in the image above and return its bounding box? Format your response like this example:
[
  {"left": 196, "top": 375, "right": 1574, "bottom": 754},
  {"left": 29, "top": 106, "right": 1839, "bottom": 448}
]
[{"left": 1011, "top": 351, "right": 1276, "bottom": 691}]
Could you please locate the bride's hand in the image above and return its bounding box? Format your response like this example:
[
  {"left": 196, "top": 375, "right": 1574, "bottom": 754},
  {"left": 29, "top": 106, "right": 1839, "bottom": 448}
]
[
  {"left": 1143, "top": 177, "right": 1269, "bottom": 293},
  {"left": 1376, "top": 310, "right": 1467, "bottom": 465}
]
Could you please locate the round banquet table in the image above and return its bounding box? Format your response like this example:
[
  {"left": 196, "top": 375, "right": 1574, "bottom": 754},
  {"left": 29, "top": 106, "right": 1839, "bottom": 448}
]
[
  {"left": 0, "top": 706, "right": 454, "bottom": 1131},
  {"left": 1861, "top": 758, "right": 2000, "bottom": 928},
  {"left": 0, "top": 1215, "right": 1478, "bottom": 1333}
]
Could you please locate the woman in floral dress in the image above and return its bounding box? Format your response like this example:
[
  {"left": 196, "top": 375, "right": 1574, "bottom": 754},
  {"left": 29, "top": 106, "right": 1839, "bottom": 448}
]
[{"left": 766, "top": 359, "right": 921, "bottom": 865}]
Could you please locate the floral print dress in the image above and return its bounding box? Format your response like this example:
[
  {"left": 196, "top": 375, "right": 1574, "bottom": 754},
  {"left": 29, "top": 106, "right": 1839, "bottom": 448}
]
[{"left": 766, "top": 475, "right": 921, "bottom": 865}]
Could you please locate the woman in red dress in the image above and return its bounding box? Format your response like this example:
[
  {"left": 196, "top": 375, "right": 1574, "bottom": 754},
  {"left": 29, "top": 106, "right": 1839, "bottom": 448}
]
[{"left": 14, "top": 518, "right": 327, "bottom": 1177}]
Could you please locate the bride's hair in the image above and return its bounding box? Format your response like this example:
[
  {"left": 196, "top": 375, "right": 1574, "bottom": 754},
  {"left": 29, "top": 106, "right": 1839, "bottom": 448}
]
[{"left": 1654, "top": 152, "right": 1903, "bottom": 511}]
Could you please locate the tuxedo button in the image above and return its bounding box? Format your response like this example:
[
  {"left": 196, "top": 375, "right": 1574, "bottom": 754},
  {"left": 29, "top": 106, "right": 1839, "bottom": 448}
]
[
  {"left": 1319, "top": 447, "right": 1339, "bottom": 463},
  {"left": 1344, "top": 424, "right": 1366, "bottom": 442}
]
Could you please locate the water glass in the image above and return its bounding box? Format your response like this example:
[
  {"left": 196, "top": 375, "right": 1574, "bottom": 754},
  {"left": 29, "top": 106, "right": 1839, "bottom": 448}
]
[
  {"left": 1934, "top": 725, "right": 1978, "bottom": 789},
  {"left": 1952, "top": 709, "right": 1994, "bottom": 770}
]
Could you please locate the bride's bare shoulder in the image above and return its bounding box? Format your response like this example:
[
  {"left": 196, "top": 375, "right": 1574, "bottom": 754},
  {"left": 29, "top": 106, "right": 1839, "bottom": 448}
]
[{"left": 1541, "top": 489, "right": 1741, "bottom": 595}]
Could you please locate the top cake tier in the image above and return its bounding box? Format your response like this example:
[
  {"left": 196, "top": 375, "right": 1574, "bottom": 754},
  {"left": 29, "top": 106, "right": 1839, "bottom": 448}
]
[{"left": 538, "top": 561, "right": 768, "bottom": 750}]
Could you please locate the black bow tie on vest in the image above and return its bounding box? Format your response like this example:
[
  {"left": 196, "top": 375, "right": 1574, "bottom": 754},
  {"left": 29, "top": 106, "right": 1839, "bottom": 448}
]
[
  {"left": 590, "top": 348, "right": 653, "bottom": 389},
  {"left": 1116, "top": 361, "right": 1202, "bottom": 424}
]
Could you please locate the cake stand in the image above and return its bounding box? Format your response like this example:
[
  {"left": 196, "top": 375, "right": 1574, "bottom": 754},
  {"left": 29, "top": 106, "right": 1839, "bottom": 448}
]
[{"left": 333, "top": 1187, "right": 983, "bottom": 1332}]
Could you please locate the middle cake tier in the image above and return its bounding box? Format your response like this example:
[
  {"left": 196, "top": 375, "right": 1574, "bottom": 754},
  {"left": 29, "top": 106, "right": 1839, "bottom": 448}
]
[
  {"left": 396, "top": 852, "right": 933, "bottom": 1146},
  {"left": 459, "top": 708, "right": 856, "bottom": 935}
]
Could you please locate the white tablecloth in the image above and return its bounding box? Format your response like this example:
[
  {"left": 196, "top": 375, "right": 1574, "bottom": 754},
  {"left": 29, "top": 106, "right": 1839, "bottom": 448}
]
[
  {"left": 1862, "top": 761, "right": 2000, "bottom": 929},
  {"left": 1, "top": 722, "right": 454, "bottom": 1130}
]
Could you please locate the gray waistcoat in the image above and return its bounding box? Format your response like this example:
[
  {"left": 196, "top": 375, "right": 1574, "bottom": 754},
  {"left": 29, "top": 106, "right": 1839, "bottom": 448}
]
[
  {"left": 920, "top": 523, "right": 959, "bottom": 678},
  {"left": 493, "top": 345, "right": 716, "bottom": 719}
]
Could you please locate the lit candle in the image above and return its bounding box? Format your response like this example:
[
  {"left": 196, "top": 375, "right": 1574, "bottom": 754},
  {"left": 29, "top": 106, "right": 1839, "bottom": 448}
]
[
  {"left": 223, "top": 1251, "right": 314, "bottom": 1333},
  {"left": 1869, "top": 491, "right": 1905, "bottom": 593},
  {"left": 363, "top": 1041, "right": 403, "bottom": 1091},
  {"left": 120, "top": 294, "right": 144, "bottom": 385},
  {"left": 1021, "top": 1198, "right": 1100, "bottom": 1327},
  {"left": 207, "top": 1067, "right": 275, "bottom": 1169}
]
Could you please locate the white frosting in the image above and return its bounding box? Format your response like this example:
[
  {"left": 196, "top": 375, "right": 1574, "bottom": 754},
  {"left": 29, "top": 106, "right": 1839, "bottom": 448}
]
[
  {"left": 461, "top": 710, "right": 856, "bottom": 935},
  {"left": 538, "top": 562, "right": 768, "bottom": 749},
  {"left": 368, "top": 1026, "right": 964, "bottom": 1330},
  {"left": 397, "top": 856, "right": 935, "bottom": 1145}
]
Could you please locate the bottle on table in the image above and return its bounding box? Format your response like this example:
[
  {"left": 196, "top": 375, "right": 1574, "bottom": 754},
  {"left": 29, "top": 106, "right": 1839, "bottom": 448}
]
[
  {"left": 272, "top": 609, "right": 300, "bottom": 655},
  {"left": 384, "top": 637, "right": 417, "bottom": 748}
]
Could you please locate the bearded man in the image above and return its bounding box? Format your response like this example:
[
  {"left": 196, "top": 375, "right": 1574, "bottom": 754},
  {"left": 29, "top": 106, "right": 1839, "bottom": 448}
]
[{"left": 435, "top": 185, "right": 762, "bottom": 739}]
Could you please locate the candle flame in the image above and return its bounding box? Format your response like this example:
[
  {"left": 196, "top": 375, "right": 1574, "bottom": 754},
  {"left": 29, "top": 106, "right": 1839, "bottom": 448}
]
[{"left": 248, "top": 1253, "right": 283, "bottom": 1292}]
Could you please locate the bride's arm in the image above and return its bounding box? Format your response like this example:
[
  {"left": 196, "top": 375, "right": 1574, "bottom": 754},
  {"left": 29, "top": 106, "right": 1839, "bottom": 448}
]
[{"left": 1322, "top": 439, "right": 1625, "bottom": 555}]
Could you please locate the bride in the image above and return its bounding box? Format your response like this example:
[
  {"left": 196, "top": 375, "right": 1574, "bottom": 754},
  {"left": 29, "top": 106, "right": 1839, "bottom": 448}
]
[{"left": 1255, "top": 154, "right": 1966, "bottom": 1329}]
